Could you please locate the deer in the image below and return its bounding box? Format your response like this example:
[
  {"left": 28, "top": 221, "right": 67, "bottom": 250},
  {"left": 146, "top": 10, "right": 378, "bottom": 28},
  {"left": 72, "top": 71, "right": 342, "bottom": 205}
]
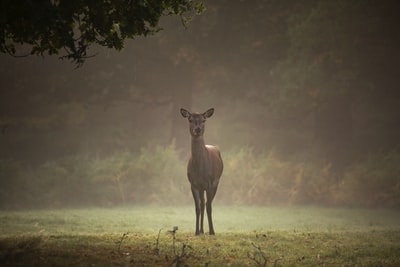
[{"left": 180, "top": 108, "right": 223, "bottom": 235}]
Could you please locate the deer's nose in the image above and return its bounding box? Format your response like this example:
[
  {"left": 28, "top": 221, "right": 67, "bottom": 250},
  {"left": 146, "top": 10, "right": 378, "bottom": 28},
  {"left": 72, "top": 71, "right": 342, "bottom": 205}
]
[{"left": 195, "top": 128, "right": 202, "bottom": 134}]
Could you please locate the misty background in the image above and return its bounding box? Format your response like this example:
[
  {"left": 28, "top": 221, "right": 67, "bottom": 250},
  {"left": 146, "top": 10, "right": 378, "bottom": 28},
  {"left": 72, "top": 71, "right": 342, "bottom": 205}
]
[{"left": 1, "top": 0, "right": 400, "bottom": 209}]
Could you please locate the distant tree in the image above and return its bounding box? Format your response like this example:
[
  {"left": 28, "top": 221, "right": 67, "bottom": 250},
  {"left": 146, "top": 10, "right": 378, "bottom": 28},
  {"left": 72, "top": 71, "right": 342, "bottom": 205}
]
[
  {"left": 0, "top": 0, "right": 204, "bottom": 66},
  {"left": 269, "top": 0, "right": 400, "bottom": 181},
  {"left": 271, "top": 0, "right": 400, "bottom": 118}
]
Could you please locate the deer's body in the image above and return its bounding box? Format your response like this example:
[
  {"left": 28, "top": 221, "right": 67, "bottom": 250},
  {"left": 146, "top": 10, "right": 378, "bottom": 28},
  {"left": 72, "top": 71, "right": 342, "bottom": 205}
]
[{"left": 181, "top": 108, "right": 223, "bottom": 235}]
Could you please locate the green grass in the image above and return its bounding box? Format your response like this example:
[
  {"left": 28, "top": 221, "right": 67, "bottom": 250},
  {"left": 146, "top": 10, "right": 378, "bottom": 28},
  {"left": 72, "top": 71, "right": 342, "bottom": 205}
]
[{"left": 1, "top": 206, "right": 400, "bottom": 266}]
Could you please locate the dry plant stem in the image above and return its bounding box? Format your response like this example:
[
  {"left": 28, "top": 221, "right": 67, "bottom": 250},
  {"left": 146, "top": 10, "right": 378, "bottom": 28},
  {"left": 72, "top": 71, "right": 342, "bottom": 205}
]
[
  {"left": 248, "top": 242, "right": 268, "bottom": 267},
  {"left": 154, "top": 228, "right": 163, "bottom": 255},
  {"left": 117, "top": 232, "right": 129, "bottom": 254}
]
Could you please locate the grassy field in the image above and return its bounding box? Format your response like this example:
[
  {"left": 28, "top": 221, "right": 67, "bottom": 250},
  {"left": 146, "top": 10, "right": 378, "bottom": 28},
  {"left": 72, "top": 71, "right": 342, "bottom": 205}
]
[{"left": 0, "top": 206, "right": 399, "bottom": 266}]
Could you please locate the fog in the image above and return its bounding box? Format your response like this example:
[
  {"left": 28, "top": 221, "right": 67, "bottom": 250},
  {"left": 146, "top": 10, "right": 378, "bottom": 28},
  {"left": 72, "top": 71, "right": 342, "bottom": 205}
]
[{"left": 1, "top": 0, "right": 400, "bottom": 210}]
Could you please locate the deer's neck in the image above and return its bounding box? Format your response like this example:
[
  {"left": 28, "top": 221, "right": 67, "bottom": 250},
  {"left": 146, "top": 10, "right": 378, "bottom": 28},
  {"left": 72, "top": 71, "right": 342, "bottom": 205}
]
[{"left": 191, "top": 136, "right": 208, "bottom": 165}]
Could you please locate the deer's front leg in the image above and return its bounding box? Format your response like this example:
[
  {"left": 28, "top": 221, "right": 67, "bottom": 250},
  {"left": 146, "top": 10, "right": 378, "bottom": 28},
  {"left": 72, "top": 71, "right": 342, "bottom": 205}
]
[
  {"left": 199, "top": 190, "right": 205, "bottom": 234},
  {"left": 191, "top": 187, "right": 201, "bottom": 235}
]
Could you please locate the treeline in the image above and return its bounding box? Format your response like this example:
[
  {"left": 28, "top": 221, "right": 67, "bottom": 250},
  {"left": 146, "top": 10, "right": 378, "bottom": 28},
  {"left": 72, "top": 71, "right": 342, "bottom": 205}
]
[{"left": 1, "top": 143, "right": 399, "bottom": 209}]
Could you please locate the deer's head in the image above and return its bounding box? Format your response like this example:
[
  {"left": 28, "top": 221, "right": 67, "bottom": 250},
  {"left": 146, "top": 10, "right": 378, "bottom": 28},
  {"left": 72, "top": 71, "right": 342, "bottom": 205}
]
[{"left": 181, "top": 108, "right": 214, "bottom": 137}]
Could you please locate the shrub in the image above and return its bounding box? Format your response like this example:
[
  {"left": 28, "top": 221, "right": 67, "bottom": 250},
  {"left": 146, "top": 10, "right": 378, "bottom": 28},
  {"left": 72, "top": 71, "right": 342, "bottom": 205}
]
[
  {"left": 219, "top": 147, "right": 295, "bottom": 205},
  {"left": 131, "top": 141, "right": 189, "bottom": 205},
  {"left": 87, "top": 142, "right": 190, "bottom": 206},
  {"left": 336, "top": 150, "right": 400, "bottom": 208},
  {"left": 1, "top": 144, "right": 399, "bottom": 209}
]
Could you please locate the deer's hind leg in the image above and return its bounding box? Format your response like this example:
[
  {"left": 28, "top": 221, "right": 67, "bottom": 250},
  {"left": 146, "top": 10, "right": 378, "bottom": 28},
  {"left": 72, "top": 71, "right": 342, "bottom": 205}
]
[{"left": 206, "top": 186, "right": 218, "bottom": 235}]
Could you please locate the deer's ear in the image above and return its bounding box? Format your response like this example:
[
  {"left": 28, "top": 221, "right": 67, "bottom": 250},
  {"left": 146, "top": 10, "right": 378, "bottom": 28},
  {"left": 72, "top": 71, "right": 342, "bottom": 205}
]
[
  {"left": 180, "top": 108, "right": 191, "bottom": 118},
  {"left": 203, "top": 108, "right": 214, "bottom": 118}
]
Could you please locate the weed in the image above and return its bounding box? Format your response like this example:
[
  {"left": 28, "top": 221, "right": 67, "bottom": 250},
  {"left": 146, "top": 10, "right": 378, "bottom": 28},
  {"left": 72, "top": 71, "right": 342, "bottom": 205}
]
[
  {"left": 168, "top": 226, "right": 179, "bottom": 255},
  {"left": 116, "top": 232, "right": 129, "bottom": 254},
  {"left": 248, "top": 242, "right": 269, "bottom": 266},
  {"left": 170, "top": 243, "right": 193, "bottom": 267},
  {"left": 154, "top": 228, "right": 163, "bottom": 255}
]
